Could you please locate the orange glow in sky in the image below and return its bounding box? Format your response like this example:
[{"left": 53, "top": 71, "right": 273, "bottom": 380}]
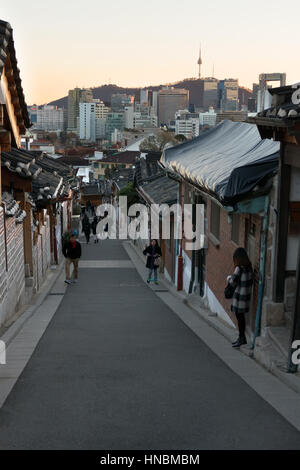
[{"left": 2, "top": 0, "right": 300, "bottom": 105}]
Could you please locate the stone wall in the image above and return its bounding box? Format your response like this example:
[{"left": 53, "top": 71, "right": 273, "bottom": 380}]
[{"left": 0, "top": 208, "right": 25, "bottom": 327}]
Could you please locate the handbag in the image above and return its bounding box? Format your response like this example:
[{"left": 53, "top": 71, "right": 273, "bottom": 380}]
[
  {"left": 224, "top": 282, "right": 235, "bottom": 299},
  {"left": 153, "top": 256, "right": 160, "bottom": 268}
]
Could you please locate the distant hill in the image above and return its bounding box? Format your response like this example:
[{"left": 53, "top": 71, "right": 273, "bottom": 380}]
[
  {"left": 48, "top": 79, "right": 204, "bottom": 108},
  {"left": 48, "top": 79, "right": 252, "bottom": 109}
]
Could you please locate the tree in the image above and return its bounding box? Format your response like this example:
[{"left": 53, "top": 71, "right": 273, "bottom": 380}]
[
  {"left": 118, "top": 182, "right": 139, "bottom": 207},
  {"left": 105, "top": 166, "right": 117, "bottom": 179},
  {"left": 175, "top": 134, "right": 188, "bottom": 142},
  {"left": 139, "top": 130, "right": 178, "bottom": 153},
  {"left": 45, "top": 132, "right": 59, "bottom": 144}
]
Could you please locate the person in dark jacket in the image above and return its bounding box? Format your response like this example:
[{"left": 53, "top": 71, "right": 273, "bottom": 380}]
[
  {"left": 63, "top": 230, "right": 82, "bottom": 284},
  {"left": 143, "top": 239, "right": 162, "bottom": 285},
  {"left": 82, "top": 214, "right": 91, "bottom": 244},
  {"left": 227, "top": 247, "right": 253, "bottom": 348},
  {"left": 91, "top": 215, "right": 99, "bottom": 243}
]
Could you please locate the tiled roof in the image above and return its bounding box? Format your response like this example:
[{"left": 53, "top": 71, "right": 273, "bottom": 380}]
[
  {"left": 57, "top": 155, "right": 91, "bottom": 167},
  {"left": 257, "top": 84, "right": 300, "bottom": 120},
  {"left": 2, "top": 191, "right": 26, "bottom": 223},
  {"left": 101, "top": 150, "right": 140, "bottom": 164},
  {"left": 111, "top": 167, "right": 135, "bottom": 190},
  {"left": 28, "top": 151, "right": 73, "bottom": 178},
  {"left": 134, "top": 154, "right": 164, "bottom": 186},
  {"left": 138, "top": 175, "right": 178, "bottom": 206},
  {"left": 1, "top": 148, "right": 75, "bottom": 203},
  {"left": 0, "top": 20, "right": 30, "bottom": 128},
  {"left": 135, "top": 154, "right": 178, "bottom": 206},
  {"left": 81, "top": 181, "right": 112, "bottom": 196}
]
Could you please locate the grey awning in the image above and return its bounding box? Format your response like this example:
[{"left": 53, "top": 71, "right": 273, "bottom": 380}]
[{"left": 160, "top": 120, "right": 280, "bottom": 205}]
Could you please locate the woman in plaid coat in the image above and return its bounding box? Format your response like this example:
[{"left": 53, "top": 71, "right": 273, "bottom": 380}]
[{"left": 227, "top": 248, "right": 253, "bottom": 348}]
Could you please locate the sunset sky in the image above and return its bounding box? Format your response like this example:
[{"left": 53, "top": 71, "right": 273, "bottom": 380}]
[{"left": 2, "top": 0, "right": 300, "bottom": 105}]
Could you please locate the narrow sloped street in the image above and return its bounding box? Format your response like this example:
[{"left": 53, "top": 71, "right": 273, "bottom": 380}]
[{"left": 0, "top": 238, "right": 299, "bottom": 450}]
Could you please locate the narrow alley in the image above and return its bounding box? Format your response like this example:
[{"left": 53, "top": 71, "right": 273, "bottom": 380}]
[{"left": 0, "top": 238, "right": 299, "bottom": 450}]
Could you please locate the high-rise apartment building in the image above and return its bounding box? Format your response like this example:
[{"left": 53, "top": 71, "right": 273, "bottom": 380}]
[
  {"left": 67, "top": 87, "right": 93, "bottom": 132},
  {"left": 157, "top": 87, "right": 189, "bottom": 126},
  {"left": 79, "top": 102, "right": 96, "bottom": 141},
  {"left": 79, "top": 100, "right": 108, "bottom": 141},
  {"left": 28, "top": 105, "right": 65, "bottom": 131}
]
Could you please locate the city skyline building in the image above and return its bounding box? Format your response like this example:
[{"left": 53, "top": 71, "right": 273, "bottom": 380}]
[
  {"left": 79, "top": 100, "right": 108, "bottom": 141},
  {"left": 219, "top": 79, "right": 239, "bottom": 111},
  {"left": 79, "top": 102, "right": 96, "bottom": 141},
  {"left": 67, "top": 87, "right": 93, "bottom": 132},
  {"left": 157, "top": 87, "right": 189, "bottom": 126},
  {"left": 199, "top": 107, "right": 217, "bottom": 127},
  {"left": 27, "top": 105, "right": 65, "bottom": 131},
  {"left": 202, "top": 77, "right": 219, "bottom": 110},
  {"left": 257, "top": 73, "right": 286, "bottom": 112},
  {"left": 105, "top": 112, "right": 125, "bottom": 141},
  {"left": 111, "top": 94, "right": 134, "bottom": 112},
  {"left": 175, "top": 109, "right": 200, "bottom": 138}
]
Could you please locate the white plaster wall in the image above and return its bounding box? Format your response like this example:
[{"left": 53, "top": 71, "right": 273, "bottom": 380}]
[
  {"left": 206, "top": 283, "right": 235, "bottom": 327},
  {"left": 182, "top": 250, "right": 191, "bottom": 294}
]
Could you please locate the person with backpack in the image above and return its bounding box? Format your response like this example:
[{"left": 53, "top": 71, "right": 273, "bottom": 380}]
[
  {"left": 226, "top": 247, "right": 253, "bottom": 348},
  {"left": 82, "top": 214, "right": 91, "bottom": 244},
  {"left": 143, "top": 239, "right": 162, "bottom": 285},
  {"left": 63, "top": 230, "right": 82, "bottom": 284}
]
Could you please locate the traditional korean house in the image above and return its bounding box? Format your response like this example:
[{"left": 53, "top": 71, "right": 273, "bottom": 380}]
[
  {"left": 160, "top": 120, "right": 280, "bottom": 344},
  {"left": 0, "top": 19, "right": 31, "bottom": 325},
  {"left": 80, "top": 180, "right": 112, "bottom": 208},
  {"left": 1, "top": 147, "right": 75, "bottom": 298},
  {"left": 134, "top": 153, "right": 178, "bottom": 281},
  {"left": 111, "top": 167, "right": 135, "bottom": 195},
  {"left": 0, "top": 19, "right": 76, "bottom": 326},
  {"left": 249, "top": 83, "right": 300, "bottom": 371}
]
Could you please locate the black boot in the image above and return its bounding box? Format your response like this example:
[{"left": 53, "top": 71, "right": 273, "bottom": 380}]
[{"left": 232, "top": 336, "right": 247, "bottom": 348}]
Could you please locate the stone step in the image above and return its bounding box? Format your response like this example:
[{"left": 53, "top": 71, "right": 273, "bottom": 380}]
[{"left": 266, "top": 326, "right": 290, "bottom": 360}]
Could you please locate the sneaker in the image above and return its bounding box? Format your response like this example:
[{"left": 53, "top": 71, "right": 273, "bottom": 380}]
[
  {"left": 64, "top": 280, "right": 71, "bottom": 284},
  {"left": 147, "top": 278, "right": 151, "bottom": 283},
  {"left": 232, "top": 337, "right": 240, "bottom": 345}
]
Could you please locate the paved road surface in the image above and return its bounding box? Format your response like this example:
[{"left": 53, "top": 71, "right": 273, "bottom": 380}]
[{"left": 0, "top": 239, "right": 299, "bottom": 449}]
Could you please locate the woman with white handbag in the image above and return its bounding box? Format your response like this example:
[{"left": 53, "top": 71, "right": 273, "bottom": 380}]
[{"left": 143, "top": 239, "right": 162, "bottom": 285}]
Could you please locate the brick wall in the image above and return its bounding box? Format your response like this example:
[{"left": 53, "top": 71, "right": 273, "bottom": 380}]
[{"left": 205, "top": 198, "right": 262, "bottom": 326}]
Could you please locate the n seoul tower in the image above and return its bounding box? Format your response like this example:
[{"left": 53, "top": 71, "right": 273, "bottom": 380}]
[{"left": 197, "top": 46, "right": 202, "bottom": 79}]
